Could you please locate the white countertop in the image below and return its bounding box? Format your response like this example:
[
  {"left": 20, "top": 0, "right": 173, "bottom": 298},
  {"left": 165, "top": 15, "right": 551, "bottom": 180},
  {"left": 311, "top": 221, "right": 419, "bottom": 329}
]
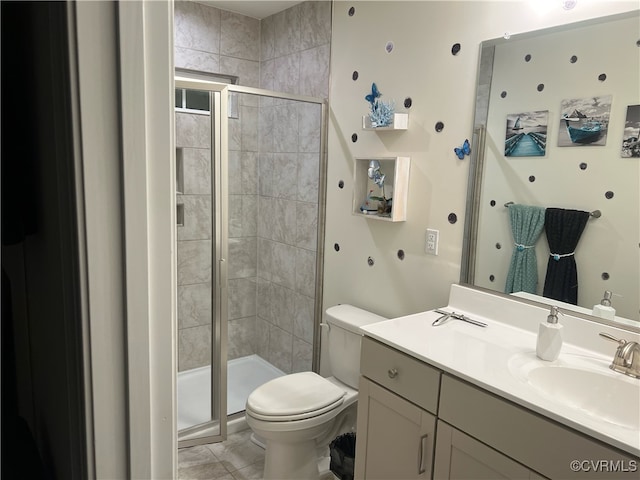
[{"left": 361, "top": 307, "right": 640, "bottom": 457}]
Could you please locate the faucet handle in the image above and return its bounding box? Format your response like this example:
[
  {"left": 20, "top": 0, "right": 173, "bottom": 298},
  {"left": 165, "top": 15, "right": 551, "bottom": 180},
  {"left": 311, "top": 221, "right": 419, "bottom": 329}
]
[{"left": 598, "top": 332, "right": 627, "bottom": 346}]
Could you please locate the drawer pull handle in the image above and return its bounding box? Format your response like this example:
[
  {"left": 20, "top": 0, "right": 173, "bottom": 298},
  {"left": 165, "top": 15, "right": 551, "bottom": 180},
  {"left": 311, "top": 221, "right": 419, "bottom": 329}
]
[
  {"left": 418, "top": 433, "right": 429, "bottom": 474},
  {"left": 388, "top": 368, "right": 398, "bottom": 379}
]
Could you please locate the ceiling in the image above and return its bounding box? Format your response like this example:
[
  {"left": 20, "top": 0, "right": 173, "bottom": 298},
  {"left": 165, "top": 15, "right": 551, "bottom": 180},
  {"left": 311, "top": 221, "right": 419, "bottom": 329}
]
[{"left": 196, "top": 1, "right": 303, "bottom": 19}]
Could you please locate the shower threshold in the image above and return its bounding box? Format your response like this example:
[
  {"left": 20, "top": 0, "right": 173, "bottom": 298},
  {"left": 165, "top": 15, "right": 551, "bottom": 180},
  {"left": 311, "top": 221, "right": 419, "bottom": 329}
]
[{"left": 177, "top": 354, "right": 284, "bottom": 431}]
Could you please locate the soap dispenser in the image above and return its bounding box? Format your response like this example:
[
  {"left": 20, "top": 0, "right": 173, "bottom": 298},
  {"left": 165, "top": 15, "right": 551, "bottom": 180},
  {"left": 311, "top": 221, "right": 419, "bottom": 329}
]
[
  {"left": 592, "top": 290, "right": 616, "bottom": 320},
  {"left": 536, "top": 306, "right": 563, "bottom": 362}
]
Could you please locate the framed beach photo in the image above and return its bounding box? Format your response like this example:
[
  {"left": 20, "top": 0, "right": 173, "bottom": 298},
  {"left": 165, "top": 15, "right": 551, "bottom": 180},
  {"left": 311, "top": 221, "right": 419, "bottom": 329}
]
[
  {"left": 558, "top": 95, "right": 612, "bottom": 147},
  {"left": 504, "top": 110, "right": 548, "bottom": 157},
  {"left": 621, "top": 104, "right": 640, "bottom": 158}
]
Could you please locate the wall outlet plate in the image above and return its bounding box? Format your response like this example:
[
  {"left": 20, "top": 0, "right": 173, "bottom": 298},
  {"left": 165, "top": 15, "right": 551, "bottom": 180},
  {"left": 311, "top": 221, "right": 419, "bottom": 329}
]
[{"left": 426, "top": 229, "right": 439, "bottom": 255}]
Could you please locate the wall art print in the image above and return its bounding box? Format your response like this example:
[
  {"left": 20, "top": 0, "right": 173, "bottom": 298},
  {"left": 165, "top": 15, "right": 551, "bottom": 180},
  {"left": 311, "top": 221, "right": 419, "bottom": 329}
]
[
  {"left": 504, "top": 110, "right": 548, "bottom": 157},
  {"left": 558, "top": 95, "right": 612, "bottom": 147},
  {"left": 621, "top": 104, "right": 640, "bottom": 158}
]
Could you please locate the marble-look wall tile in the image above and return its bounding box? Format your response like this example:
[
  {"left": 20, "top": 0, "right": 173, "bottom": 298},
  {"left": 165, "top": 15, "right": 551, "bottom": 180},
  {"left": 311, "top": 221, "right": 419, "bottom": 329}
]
[
  {"left": 229, "top": 194, "right": 257, "bottom": 238},
  {"left": 297, "top": 153, "right": 320, "bottom": 204},
  {"left": 241, "top": 152, "right": 258, "bottom": 194},
  {"left": 182, "top": 148, "right": 211, "bottom": 195},
  {"left": 296, "top": 201, "right": 317, "bottom": 250},
  {"left": 178, "top": 282, "right": 212, "bottom": 329},
  {"left": 177, "top": 195, "right": 211, "bottom": 241},
  {"left": 300, "top": 1, "right": 332, "bottom": 50},
  {"left": 299, "top": 44, "right": 330, "bottom": 99},
  {"left": 228, "top": 237, "right": 257, "bottom": 279},
  {"left": 298, "top": 103, "right": 321, "bottom": 154},
  {"left": 179, "top": 324, "right": 211, "bottom": 371},
  {"left": 273, "top": 153, "right": 298, "bottom": 199},
  {"left": 274, "top": 53, "right": 300, "bottom": 96},
  {"left": 219, "top": 57, "right": 260, "bottom": 90},
  {"left": 175, "top": 47, "right": 220, "bottom": 74},
  {"left": 273, "top": 5, "right": 301, "bottom": 58},
  {"left": 228, "top": 317, "right": 257, "bottom": 360},
  {"left": 258, "top": 153, "right": 274, "bottom": 197},
  {"left": 264, "top": 197, "right": 289, "bottom": 242},
  {"left": 176, "top": 113, "right": 211, "bottom": 149},
  {"left": 273, "top": 105, "right": 298, "bottom": 153},
  {"left": 220, "top": 10, "right": 260, "bottom": 61},
  {"left": 258, "top": 281, "right": 295, "bottom": 333},
  {"left": 257, "top": 239, "right": 296, "bottom": 290},
  {"left": 260, "top": 15, "right": 275, "bottom": 61},
  {"left": 255, "top": 316, "right": 270, "bottom": 359},
  {"left": 295, "top": 247, "right": 316, "bottom": 298},
  {"left": 268, "top": 324, "right": 293, "bottom": 373},
  {"left": 292, "top": 337, "right": 312, "bottom": 373},
  {"left": 258, "top": 107, "right": 275, "bottom": 154},
  {"left": 228, "top": 150, "right": 242, "bottom": 194},
  {"left": 240, "top": 106, "right": 259, "bottom": 152},
  {"left": 228, "top": 117, "right": 242, "bottom": 152},
  {"left": 178, "top": 240, "right": 212, "bottom": 285},
  {"left": 228, "top": 278, "right": 257, "bottom": 320},
  {"left": 294, "top": 292, "right": 314, "bottom": 344},
  {"left": 174, "top": 1, "right": 220, "bottom": 53}
]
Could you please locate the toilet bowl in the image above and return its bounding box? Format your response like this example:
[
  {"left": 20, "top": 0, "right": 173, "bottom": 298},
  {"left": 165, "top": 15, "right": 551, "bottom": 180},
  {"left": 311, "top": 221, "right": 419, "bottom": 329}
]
[{"left": 245, "top": 304, "right": 386, "bottom": 480}]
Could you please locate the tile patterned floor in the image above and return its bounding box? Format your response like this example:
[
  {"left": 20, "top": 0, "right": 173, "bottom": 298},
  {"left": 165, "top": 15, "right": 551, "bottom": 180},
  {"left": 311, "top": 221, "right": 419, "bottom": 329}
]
[
  {"left": 178, "top": 430, "right": 264, "bottom": 480},
  {"left": 178, "top": 428, "right": 338, "bottom": 480}
]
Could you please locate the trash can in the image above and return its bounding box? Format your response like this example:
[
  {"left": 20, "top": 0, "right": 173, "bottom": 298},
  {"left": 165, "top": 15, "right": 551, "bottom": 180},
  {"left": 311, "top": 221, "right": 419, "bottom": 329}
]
[{"left": 329, "top": 432, "right": 356, "bottom": 480}]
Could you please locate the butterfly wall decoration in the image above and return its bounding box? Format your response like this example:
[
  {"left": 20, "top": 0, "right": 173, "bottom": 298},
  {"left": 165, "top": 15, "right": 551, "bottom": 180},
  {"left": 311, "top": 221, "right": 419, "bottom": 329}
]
[
  {"left": 365, "top": 83, "right": 381, "bottom": 105},
  {"left": 454, "top": 139, "right": 471, "bottom": 159}
]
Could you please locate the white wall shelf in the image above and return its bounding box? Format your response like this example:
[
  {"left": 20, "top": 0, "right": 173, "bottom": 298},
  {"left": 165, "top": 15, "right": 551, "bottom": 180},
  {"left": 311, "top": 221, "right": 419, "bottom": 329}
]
[
  {"left": 362, "top": 113, "right": 409, "bottom": 130},
  {"left": 353, "top": 156, "right": 411, "bottom": 222}
]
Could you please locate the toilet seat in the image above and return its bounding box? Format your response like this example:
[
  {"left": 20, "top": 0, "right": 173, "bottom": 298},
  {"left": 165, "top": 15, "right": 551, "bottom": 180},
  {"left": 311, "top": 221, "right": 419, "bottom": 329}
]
[{"left": 246, "top": 372, "right": 345, "bottom": 422}]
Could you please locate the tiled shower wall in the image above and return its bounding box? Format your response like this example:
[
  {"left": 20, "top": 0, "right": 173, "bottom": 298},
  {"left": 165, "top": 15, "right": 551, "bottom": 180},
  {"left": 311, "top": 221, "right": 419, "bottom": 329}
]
[{"left": 174, "top": 1, "right": 331, "bottom": 374}]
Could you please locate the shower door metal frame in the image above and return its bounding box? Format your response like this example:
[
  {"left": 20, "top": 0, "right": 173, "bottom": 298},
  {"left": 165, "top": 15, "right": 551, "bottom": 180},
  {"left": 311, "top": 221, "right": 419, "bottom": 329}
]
[
  {"left": 225, "top": 84, "right": 329, "bottom": 373},
  {"left": 175, "top": 78, "right": 229, "bottom": 448},
  {"left": 174, "top": 79, "right": 329, "bottom": 447}
]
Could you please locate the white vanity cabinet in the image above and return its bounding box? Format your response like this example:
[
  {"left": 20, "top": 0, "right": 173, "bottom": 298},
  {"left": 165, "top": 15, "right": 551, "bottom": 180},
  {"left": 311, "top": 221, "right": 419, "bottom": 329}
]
[
  {"left": 356, "top": 337, "right": 640, "bottom": 480},
  {"left": 355, "top": 337, "right": 440, "bottom": 479}
]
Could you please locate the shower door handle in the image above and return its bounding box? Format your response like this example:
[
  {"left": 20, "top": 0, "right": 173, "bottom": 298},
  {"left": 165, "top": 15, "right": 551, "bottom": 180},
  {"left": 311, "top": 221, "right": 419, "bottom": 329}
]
[{"left": 219, "top": 258, "right": 227, "bottom": 289}]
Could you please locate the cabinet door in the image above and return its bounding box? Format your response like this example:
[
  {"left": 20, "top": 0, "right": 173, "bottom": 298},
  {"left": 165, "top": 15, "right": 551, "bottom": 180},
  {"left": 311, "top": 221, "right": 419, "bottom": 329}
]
[
  {"left": 434, "top": 421, "right": 546, "bottom": 480},
  {"left": 355, "top": 377, "right": 436, "bottom": 480}
]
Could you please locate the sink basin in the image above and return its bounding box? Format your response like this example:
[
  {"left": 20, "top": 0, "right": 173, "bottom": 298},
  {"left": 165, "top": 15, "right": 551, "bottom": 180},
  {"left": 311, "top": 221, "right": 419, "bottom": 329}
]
[{"left": 509, "top": 353, "right": 640, "bottom": 430}]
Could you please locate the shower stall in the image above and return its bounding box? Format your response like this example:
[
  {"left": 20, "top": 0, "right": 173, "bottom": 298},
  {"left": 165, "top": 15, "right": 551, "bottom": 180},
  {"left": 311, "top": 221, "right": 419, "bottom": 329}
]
[{"left": 174, "top": 77, "right": 327, "bottom": 447}]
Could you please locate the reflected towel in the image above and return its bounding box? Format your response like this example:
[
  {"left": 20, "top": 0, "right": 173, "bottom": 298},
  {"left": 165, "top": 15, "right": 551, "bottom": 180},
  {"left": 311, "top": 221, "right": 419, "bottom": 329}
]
[
  {"left": 542, "top": 208, "right": 590, "bottom": 305},
  {"left": 505, "top": 204, "right": 546, "bottom": 294}
]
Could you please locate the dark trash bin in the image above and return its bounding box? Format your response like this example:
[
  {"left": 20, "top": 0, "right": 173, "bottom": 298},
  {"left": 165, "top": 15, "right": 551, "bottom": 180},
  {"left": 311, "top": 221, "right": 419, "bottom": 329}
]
[{"left": 329, "top": 432, "right": 356, "bottom": 480}]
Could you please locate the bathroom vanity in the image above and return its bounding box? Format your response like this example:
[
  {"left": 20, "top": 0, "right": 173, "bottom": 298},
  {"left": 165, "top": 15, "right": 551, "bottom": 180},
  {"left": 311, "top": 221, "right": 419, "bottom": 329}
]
[{"left": 354, "top": 285, "right": 640, "bottom": 479}]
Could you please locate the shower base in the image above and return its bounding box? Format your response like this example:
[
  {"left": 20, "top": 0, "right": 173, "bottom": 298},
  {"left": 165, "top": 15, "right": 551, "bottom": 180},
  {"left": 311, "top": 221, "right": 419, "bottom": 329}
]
[{"left": 177, "top": 354, "right": 284, "bottom": 431}]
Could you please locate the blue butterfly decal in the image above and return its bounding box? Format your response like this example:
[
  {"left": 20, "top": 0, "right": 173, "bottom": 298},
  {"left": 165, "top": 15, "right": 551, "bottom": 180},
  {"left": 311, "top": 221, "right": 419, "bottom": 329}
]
[
  {"left": 454, "top": 139, "right": 471, "bottom": 159},
  {"left": 365, "top": 83, "right": 381, "bottom": 105}
]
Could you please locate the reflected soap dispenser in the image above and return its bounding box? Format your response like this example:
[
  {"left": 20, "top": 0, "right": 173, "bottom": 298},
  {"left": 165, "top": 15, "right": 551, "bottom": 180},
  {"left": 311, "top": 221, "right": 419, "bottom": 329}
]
[
  {"left": 536, "top": 306, "right": 563, "bottom": 362},
  {"left": 592, "top": 290, "right": 616, "bottom": 321}
]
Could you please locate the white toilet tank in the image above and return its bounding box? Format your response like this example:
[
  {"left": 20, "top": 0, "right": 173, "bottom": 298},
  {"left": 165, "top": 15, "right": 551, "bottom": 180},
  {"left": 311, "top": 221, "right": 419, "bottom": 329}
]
[{"left": 325, "top": 304, "right": 387, "bottom": 389}]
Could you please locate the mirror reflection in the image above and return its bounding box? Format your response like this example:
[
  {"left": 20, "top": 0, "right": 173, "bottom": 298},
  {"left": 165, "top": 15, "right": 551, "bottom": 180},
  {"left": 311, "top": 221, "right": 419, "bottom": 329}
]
[{"left": 463, "top": 11, "right": 639, "bottom": 325}]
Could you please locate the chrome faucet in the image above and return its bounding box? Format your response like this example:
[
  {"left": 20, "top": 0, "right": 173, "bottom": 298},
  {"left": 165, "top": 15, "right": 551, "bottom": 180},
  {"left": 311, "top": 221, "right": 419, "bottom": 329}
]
[{"left": 599, "top": 333, "right": 640, "bottom": 379}]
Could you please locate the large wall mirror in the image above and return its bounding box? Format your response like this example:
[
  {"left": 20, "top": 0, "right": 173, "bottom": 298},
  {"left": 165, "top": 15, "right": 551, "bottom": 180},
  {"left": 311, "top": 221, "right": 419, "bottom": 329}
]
[{"left": 462, "top": 11, "right": 639, "bottom": 328}]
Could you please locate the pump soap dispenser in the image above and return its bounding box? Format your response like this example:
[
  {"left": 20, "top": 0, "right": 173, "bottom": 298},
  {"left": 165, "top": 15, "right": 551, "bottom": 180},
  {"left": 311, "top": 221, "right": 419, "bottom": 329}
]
[
  {"left": 536, "top": 306, "right": 563, "bottom": 362},
  {"left": 592, "top": 290, "right": 616, "bottom": 320}
]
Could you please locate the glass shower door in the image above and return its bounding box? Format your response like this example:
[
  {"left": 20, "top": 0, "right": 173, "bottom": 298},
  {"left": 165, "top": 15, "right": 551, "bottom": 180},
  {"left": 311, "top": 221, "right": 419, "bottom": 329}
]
[{"left": 175, "top": 80, "right": 229, "bottom": 448}]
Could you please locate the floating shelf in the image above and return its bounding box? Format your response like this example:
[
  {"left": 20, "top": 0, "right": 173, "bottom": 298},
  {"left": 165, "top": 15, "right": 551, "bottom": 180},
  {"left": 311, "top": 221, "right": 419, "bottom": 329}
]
[
  {"left": 352, "top": 156, "right": 411, "bottom": 222},
  {"left": 362, "top": 113, "right": 409, "bottom": 130}
]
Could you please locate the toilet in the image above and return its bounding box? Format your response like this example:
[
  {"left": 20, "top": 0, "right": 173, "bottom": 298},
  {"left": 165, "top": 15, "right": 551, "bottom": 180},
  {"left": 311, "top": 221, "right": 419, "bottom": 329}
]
[{"left": 245, "top": 304, "right": 387, "bottom": 480}]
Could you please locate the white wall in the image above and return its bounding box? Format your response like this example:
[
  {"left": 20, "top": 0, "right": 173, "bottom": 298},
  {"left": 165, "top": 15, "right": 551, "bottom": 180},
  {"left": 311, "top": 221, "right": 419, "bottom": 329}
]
[{"left": 322, "top": 1, "right": 638, "bottom": 371}]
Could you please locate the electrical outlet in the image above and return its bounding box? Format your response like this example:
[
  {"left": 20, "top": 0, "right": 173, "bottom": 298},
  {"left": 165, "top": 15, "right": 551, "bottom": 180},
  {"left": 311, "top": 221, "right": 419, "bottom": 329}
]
[{"left": 425, "top": 229, "right": 439, "bottom": 255}]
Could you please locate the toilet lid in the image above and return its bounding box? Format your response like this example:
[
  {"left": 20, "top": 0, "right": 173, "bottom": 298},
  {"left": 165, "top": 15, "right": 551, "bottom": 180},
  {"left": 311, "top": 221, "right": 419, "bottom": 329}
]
[{"left": 246, "top": 372, "right": 345, "bottom": 418}]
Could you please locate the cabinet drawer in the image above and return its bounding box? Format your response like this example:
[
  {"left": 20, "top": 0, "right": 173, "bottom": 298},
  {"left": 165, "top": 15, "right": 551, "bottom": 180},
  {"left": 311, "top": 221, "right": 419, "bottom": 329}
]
[
  {"left": 360, "top": 336, "right": 441, "bottom": 414},
  {"left": 439, "top": 375, "right": 639, "bottom": 479}
]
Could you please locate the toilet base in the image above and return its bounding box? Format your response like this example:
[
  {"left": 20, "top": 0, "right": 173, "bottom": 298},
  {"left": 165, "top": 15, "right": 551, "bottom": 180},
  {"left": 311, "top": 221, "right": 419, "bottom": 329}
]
[{"left": 263, "top": 438, "right": 320, "bottom": 480}]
